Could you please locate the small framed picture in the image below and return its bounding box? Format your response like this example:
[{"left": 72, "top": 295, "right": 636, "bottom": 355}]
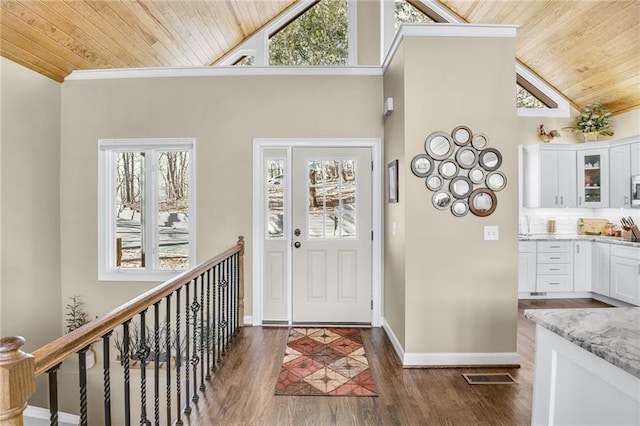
[{"left": 387, "top": 160, "right": 399, "bottom": 203}]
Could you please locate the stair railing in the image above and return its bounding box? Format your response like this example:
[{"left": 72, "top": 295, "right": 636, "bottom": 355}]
[{"left": 0, "top": 236, "right": 245, "bottom": 426}]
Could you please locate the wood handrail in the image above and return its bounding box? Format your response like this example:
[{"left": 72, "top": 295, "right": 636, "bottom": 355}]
[{"left": 32, "top": 236, "right": 244, "bottom": 376}]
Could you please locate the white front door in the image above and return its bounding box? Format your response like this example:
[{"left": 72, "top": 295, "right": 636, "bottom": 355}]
[{"left": 291, "top": 147, "right": 372, "bottom": 323}]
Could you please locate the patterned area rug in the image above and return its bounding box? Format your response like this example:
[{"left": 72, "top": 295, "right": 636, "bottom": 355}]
[{"left": 275, "top": 328, "right": 378, "bottom": 396}]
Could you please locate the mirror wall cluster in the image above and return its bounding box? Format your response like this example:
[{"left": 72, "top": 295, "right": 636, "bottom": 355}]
[{"left": 411, "top": 125, "right": 506, "bottom": 217}]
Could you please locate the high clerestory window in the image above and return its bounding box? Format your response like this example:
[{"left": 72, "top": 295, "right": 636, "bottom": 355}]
[
  {"left": 269, "top": 0, "right": 349, "bottom": 65},
  {"left": 395, "top": 0, "right": 434, "bottom": 30}
]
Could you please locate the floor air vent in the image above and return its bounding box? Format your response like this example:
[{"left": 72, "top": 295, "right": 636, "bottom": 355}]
[{"left": 462, "top": 373, "right": 516, "bottom": 385}]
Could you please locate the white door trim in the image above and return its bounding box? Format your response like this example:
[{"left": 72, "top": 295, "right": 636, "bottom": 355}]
[{"left": 252, "top": 138, "right": 383, "bottom": 327}]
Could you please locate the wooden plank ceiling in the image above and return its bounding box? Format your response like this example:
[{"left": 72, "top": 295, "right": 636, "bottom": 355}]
[{"left": 1, "top": 1, "right": 638, "bottom": 114}]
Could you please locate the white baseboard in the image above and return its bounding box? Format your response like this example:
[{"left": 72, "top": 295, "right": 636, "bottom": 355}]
[
  {"left": 24, "top": 405, "right": 79, "bottom": 425},
  {"left": 243, "top": 315, "right": 253, "bottom": 326},
  {"left": 382, "top": 317, "right": 405, "bottom": 362},
  {"left": 382, "top": 317, "right": 520, "bottom": 367}
]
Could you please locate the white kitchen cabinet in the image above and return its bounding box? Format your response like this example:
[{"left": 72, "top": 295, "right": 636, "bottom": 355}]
[
  {"left": 632, "top": 143, "right": 640, "bottom": 175},
  {"left": 592, "top": 242, "right": 611, "bottom": 296},
  {"left": 573, "top": 241, "right": 592, "bottom": 292},
  {"left": 536, "top": 241, "right": 573, "bottom": 292},
  {"left": 577, "top": 148, "right": 609, "bottom": 208},
  {"left": 610, "top": 246, "right": 640, "bottom": 306},
  {"left": 518, "top": 242, "right": 536, "bottom": 293},
  {"left": 610, "top": 144, "right": 631, "bottom": 208},
  {"left": 523, "top": 145, "right": 576, "bottom": 208}
]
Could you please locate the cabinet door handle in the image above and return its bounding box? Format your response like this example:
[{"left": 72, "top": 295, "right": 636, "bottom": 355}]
[
  {"left": 555, "top": 195, "right": 559, "bottom": 206},
  {"left": 549, "top": 256, "right": 561, "bottom": 260},
  {"left": 579, "top": 196, "right": 582, "bottom": 205},
  {"left": 550, "top": 268, "right": 560, "bottom": 271},
  {"left": 625, "top": 195, "right": 630, "bottom": 206},
  {"left": 549, "top": 282, "right": 560, "bottom": 285},
  {"left": 576, "top": 245, "right": 580, "bottom": 254},
  {"left": 560, "top": 196, "right": 564, "bottom": 205}
]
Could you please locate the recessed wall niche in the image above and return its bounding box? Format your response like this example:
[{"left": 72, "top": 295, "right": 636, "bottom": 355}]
[{"left": 411, "top": 126, "right": 507, "bottom": 217}]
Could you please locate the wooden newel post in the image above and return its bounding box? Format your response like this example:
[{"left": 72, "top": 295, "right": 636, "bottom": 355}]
[
  {"left": 237, "top": 236, "right": 245, "bottom": 327},
  {"left": 0, "top": 336, "right": 35, "bottom": 426}
]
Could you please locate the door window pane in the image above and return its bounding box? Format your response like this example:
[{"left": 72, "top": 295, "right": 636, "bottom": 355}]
[
  {"left": 307, "top": 159, "right": 357, "bottom": 239},
  {"left": 158, "top": 152, "right": 190, "bottom": 269},
  {"left": 116, "top": 152, "right": 145, "bottom": 268},
  {"left": 267, "top": 159, "right": 285, "bottom": 238}
]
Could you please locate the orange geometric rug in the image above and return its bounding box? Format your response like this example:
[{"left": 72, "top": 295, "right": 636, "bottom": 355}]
[{"left": 275, "top": 328, "right": 378, "bottom": 396}]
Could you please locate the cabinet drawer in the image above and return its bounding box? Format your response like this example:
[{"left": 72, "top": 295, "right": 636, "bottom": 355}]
[
  {"left": 537, "top": 253, "right": 572, "bottom": 263},
  {"left": 611, "top": 245, "right": 640, "bottom": 261},
  {"left": 537, "top": 275, "right": 573, "bottom": 292},
  {"left": 537, "top": 241, "right": 573, "bottom": 252},
  {"left": 519, "top": 241, "right": 536, "bottom": 253},
  {"left": 537, "top": 263, "right": 572, "bottom": 275}
]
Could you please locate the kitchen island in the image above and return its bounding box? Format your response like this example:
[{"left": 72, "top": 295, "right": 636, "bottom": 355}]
[{"left": 525, "top": 307, "right": 640, "bottom": 426}]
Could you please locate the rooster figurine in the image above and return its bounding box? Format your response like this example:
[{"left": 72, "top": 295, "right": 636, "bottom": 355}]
[{"left": 538, "top": 125, "right": 561, "bottom": 143}]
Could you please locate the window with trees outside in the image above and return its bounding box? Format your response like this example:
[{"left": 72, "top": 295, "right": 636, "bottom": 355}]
[
  {"left": 269, "top": 0, "right": 349, "bottom": 65},
  {"left": 98, "top": 138, "right": 195, "bottom": 281}
]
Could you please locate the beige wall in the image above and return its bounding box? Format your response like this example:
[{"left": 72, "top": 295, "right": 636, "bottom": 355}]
[
  {"left": 357, "top": 0, "right": 382, "bottom": 65},
  {"left": 0, "top": 58, "right": 62, "bottom": 352},
  {"left": 383, "top": 44, "right": 406, "bottom": 347},
  {"left": 399, "top": 36, "right": 519, "bottom": 354},
  {"left": 60, "top": 75, "right": 383, "bottom": 319}
]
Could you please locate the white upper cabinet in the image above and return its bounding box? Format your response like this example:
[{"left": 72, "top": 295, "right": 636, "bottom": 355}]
[
  {"left": 577, "top": 148, "right": 609, "bottom": 208},
  {"left": 610, "top": 144, "right": 631, "bottom": 208},
  {"left": 523, "top": 145, "right": 576, "bottom": 208}
]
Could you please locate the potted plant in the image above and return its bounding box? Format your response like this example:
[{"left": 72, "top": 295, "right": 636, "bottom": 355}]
[
  {"left": 563, "top": 102, "right": 614, "bottom": 142},
  {"left": 65, "top": 295, "right": 96, "bottom": 369}
]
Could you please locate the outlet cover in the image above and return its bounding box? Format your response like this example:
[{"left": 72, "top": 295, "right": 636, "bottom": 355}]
[{"left": 484, "top": 226, "right": 499, "bottom": 240}]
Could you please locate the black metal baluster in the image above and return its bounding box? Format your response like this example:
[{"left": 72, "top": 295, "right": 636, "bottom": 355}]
[
  {"left": 47, "top": 364, "right": 61, "bottom": 426},
  {"left": 123, "top": 321, "right": 131, "bottom": 426},
  {"left": 103, "top": 332, "right": 112, "bottom": 426},
  {"left": 213, "top": 263, "right": 219, "bottom": 367},
  {"left": 138, "top": 310, "right": 150, "bottom": 426},
  {"left": 199, "top": 272, "right": 205, "bottom": 391},
  {"left": 224, "top": 258, "right": 231, "bottom": 354},
  {"left": 219, "top": 261, "right": 226, "bottom": 358},
  {"left": 233, "top": 253, "right": 238, "bottom": 337},
  {"left": 78, "top": 346, "right": 88, "bottom": 426},
  {"left": 205, "top": 268, "right": 211, "bottom": 380},
  {"left": 183, "top": 281, "right": 191, "bottom": 415},
  {"left": 175, "top": 288, "right": 183, "bottom": 425},
  {"left": 191, "top": 276, "right": 200, "bottom": 403},
  {"left": 165, "top": 294, "right": 172, "bottom": 426},
  {"left": 153, "top": 302, "right": 160, "bottom": 426}
]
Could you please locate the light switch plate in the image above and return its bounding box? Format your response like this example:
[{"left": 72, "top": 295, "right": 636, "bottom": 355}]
[{"left": 484, "top": 226, "right": 499, "bottom": 240}]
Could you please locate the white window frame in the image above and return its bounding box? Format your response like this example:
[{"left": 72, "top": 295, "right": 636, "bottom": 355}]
[{"left": 98, "top": 138, "right": 196, "bottom": 282}]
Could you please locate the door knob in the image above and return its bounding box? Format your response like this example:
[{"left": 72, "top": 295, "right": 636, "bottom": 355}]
[{"left": 293, "top": 241, "right": 301, "bottom": 248}]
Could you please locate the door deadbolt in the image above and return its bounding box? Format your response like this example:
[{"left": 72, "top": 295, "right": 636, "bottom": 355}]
[{"left": 294, "top": 228, "right": 301, "bottom": 236}]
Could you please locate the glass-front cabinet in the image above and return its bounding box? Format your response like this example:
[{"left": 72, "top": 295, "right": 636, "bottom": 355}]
[{"left": 577, "top": 148, "right": 609, "bottom": 208}]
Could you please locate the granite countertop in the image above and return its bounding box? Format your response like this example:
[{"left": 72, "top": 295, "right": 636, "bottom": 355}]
[
  {"left": 519, "top": 234, "right": 640, "bottom": 248},
  {"left": 525, "top": 308, "right": 640, "bottom": 378}
]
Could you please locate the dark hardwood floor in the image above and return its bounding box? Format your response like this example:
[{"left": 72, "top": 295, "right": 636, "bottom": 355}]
[{"left": 183, "top": 299, "right": 611, "bottom": 426}]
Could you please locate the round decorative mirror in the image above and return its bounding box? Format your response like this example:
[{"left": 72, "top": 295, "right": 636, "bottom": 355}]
[
  {"left": 426, "top": 175, "right": 443, "bottom": 191},
  {"left": 455, "top": 147, "right": 479, "bottom": 169},
  {"left": 451, "top": 199, "right": 469, "bottom": 217},
  {"left": 486, "top": 171, "right": 507, "bottom": 192},
  {"left": 469, "top": 188, "right": 497, "bottom": 217},
  {"left": 472, "top": 133, "right": 489, "bottom": 150},
  {"left": 451, "top": 125, "right": 472, "bottom": 146},
  {"left": 425, "top": 131, "right": 455, "bottom": 161},
  {"left": 449, "top": 176, "right": 473, "bottom": 199},
  {"left": 432, "top": 191, "right": 452, "bottom": 210},
  {"left": 439, "top": 160, "right": 459, "bottom": 179},
  {"left": 468, "top": 167, "right": 485, "bottom": 184},
  {"left": 479, "top": 148, "right": 502, "bottom": 171},
  {"left": 411, "top": 154, "right": 435, "bottom": 177}
]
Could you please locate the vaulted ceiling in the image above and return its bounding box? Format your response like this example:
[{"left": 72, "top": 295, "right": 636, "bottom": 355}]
[{"left": 1, "top": 1, "right": 638, "bottom": 114}]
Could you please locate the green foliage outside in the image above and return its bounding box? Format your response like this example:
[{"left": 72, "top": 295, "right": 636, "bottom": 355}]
[
  {"left": 395, "top": 0, "right": 433, "bottom": 30},
  {"left": 517, "top": 85, "right": 547, "bottom": 109},
  {"left": 269, "top": 0, "right": 349, "bottom": 66}
]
